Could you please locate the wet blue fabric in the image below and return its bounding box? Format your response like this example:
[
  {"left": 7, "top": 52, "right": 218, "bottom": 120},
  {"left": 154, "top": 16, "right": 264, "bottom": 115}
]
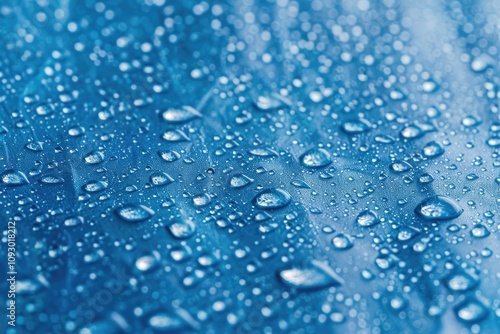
[{"left": 1, "top": 0, "right": 500, "bottom": 333}]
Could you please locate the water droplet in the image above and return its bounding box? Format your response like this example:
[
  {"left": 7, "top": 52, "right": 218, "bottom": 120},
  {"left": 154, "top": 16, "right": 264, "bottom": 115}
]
[
  {"left": 415, "top": 196, "right": 463, "bottom": 221},
  {"left": 150, "top": 171, "right": 174, "bottom": 186},
  {"left": 299, "top": 148, "right": 332, "bottom": 168},
  {"left": 278, "top": 260, "right": 344, "bottom": 291},
  {"left": 462, "top": 115, "right": 481, "bottom": 127},
  {"left": 390, "top": 160, "right": 413, "bottom": 173},
  {"left": 115, "top": 204, "right": 155, "bottom": 222},
  {"left": 84, "top": 151, "right": 105, "bottom": 164},
  {"left": 332, "top": 233, "right": 354, "bottom": 250},
  {"left": 167, "top": 219, "right": 196, "bottom": 239},
  {"left": 252, "top": 188, "right": 291, "bottom": 210},
  {"left": 443, "top": 270, "right": 479, "bottom": 292},
  {"left": 230, "top": 174, "right": 254, "bottom": 188},
  {"left": 454, "top": 298, "right": 488, "bottom": 323},
  {"left": 158, "top": 150, "right": 181, "bottom": 162},
  {"left": 341, "top": 119, "right": 371, "bottom": 134},
  {"left": 82, "top": 180, "right": 108, "bottom": 193},
  {"left": 356, "top": 210, "right": 380, "bottom": 227},
  {"left": 248, "top": 148, "right": 278, "bottom": 157},
  {"left": 162, "top": 106, "right": 201, "bottom": 123},
  {"left": 471, "top": 224, "right": 490, "bottom": 238},
  {"left": 39, "top": 175, "right": 65, "bottom": 184},
  {"left": 162, "top": 129, "right": 190, "bottom": 142},
  {"left": 422, "top": 141, "right": 444, "bottom": 158},
  {"left": 1, "top": 169, "right": 29, "bottom": 186},
  {"left": 290, "top": 180, "right": 310, "bottom": 188},
  {"left": 192, "top": 193, "right": 211, "bottom": 207},
  {"left": 253, "top": 94, "right": 290, "bottom": 111},
  {"left": 135, "top": 253, "right": 158, "bottom": 272},
  {"left": 64, "top": 216, "right": 84, "bottom": 227},
  {"left": 148, "top": 313, "right": 186, "bottom": 331}
]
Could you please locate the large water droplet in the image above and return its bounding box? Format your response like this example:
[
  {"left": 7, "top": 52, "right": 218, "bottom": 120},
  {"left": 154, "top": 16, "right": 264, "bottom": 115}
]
[
  {"left": 82, "top": 180, "right": 108, "bottom": 193},
  {"left": 162, "top": 105, "right": 201, "bottom": 123},
  {"left": 230, "top": 173, "right": 254, "bottom": 188},
  {"left": 252, "top": 188, "right": 291, "bottom": 210},
  {"left": 454, "top": 298, "right": 488, "bottom": 323},
  {"left": 422, "top": 141, "right": 445, "bottom": 158},
  {"left": 158, "top": 150, "right": 181, "bottom": 162},
  {"left": 148, "top": 313, "right": 186, "bottom": 331},
  {"left": 356, "top": 210, "right": 380, "bottom": 227},
  {"left": 167, "top": 219, "right": 196, "bottom": 239},
  {"left": 341, "top": 119, "right": 371, "bottom": 134},
  {"left": 253, "top": 94, "right": 290, "bottom": 112},
  {"left": 332, "top": 233, "right": 354, "bottom": 250},
  {"left": 299, "top": 148, "right": 332, "bottom": 168},
  {"left": 84, "top": 150, "right": 105, "bottom": 164},
  {"left": 1, "top": 169, "right": 29, "bottom": 186},
  {"left": 278, "top": 260, "right": 344, "bottom": 291},
  {"left": 115, "top": 204, "right": 155, "bottom": 222},
  {"left": 162, "top": 129, "right": 190, "bottom": 142},
  {"left": 443, "top": 270, "right": 479, "bottom": 292},
  {"left": 415, "top": 196, "right": 463, "bottom": 221},
  {"left": 150, "top": 171, "right": 174, "bottom": 186}
]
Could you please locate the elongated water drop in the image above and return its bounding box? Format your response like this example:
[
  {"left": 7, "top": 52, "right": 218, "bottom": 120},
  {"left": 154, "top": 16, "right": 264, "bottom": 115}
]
[
  {"left": 1, "top": 169, "right": 29, "bottom": 186},
  {"left": 162, "top": 105, "right": 201, "bottom": 123},
  {"left": 278, "top": 260, "right": 344, "bottom": 291},
  {"left": 115, "top": 204, "right": 155, "bottom": 222}
]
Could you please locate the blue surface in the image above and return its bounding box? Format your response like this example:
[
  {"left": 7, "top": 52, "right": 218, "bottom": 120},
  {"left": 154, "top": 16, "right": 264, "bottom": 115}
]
[{"left": 1, "top": 0, "right": 500, "bottom": 333}]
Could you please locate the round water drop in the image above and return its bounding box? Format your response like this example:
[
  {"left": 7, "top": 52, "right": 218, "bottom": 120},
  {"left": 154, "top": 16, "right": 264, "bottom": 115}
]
[
  {"left": 471, "top": 55, "right": 492, "bottom": 73},
  {"left": 454, "top": 298, "right": 488, "bottom": 323},
  {"left": 390, "top": 160, "right": 412, "bottom": 173},
  {"left": 470, "top": 224, "right": 490, "bottom": 238},
  {"left": 82, "top": 180, "right": 108, "bottom": 193},
  {"left": 332, "top": 233, "right": 354, "bottom": 250},
  {"left": 158, "top": 150, "right": 180, "bottom": 162},
  {"left": 167, "top": 219, "right": 196, "bottom": 239},
  {"left": 162, "top": 129, "right": 190, "bottom": 142},
  {"left": 35, "top": 104, "right": 53, "bottom": 116},
  {"left": 415, "top": 196, "right": 463, "bottom": 221},
  {"left": 135, "top": 254, "right": 158, "bottom": 272},
  {"left": 150, "top": 171, "right": 174, "bottom": 186},
  {"left": 356, "top": 210, "right": 380, "bottom": 227},
  {"left": 252, "top": 188, "right": 291, "bottom": 210},
  {"left": 422, "top": 141, "right": 444, "bottom": 158},
  {"left": 419, "top": 173, "right": 434, "bottom": 184},
  {"left": 400, "top": 124, "right": 424, "bottom": 139},
  {"left": 422, "top": 80, "right": 438, "bottom": 93},
  {"left": 278, "top": 260, "right": 344, "bottom": 291},
  {"left": 299, "top": 148, "right": 332, "bottom": 168},
  {"left": 462, "top": 115, "right": 481, "bottom": 127},
  {"left": 115, "top": 204, "right": 155, "bottom": 222},
  {"left": 230, "top": 173, "right": 254, "bottom": 188},
  {"left": 162, "top": 105, "right": 201, "bottom": 123},
  {"left": 1, "top": 169, "right": 29, "bottom": 186},
  {"left": 341, "top": 119, "right": 371, "bottom": 134},
  {"left": 84, "top": 151, "right": 105, "bottom": 164}
]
